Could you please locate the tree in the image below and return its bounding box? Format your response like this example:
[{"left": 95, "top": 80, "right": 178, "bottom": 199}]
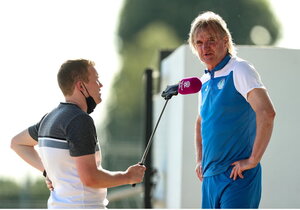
[
  {"left": 0, "top": 177, "right": 48, "bottom": 208},
  {"left": 118, "top": 0, "right": 280, "bottom": 45}
]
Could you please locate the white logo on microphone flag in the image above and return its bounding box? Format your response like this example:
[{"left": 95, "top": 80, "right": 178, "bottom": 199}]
[
  {"left": 184, "top": 81, "right": 190, "bottom": 88},
  {"left": 179, "top": 80, "right": 190, "bottom": 91}
]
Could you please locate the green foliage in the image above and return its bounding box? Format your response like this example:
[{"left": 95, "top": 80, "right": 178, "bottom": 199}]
[
  {"left": 0, "top": 178, "right": 20, "bottom": 201},
  {"left": 102, "top": 22, "right": 181, "bottom": 146},
  {"left": 118, "top": 0, "right": 281, "bottom": 45},
  {"left": 99, "top": 22, "right": 181, "bottom": 176},
  {"left": 0, "top": 177, "right": 48, "bottom": 208}
]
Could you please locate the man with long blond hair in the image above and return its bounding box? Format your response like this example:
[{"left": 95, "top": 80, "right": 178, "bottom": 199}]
[{"left": 189, "top": 11, "right": 275, "bottom": 208}]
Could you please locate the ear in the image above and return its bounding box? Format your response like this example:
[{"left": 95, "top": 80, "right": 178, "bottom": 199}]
[
  {"left": 75, "top": 81, "right": 84, "bottom": 92},
  {"left": 223, "top": 36, "right": 229, "bottom": 44}
]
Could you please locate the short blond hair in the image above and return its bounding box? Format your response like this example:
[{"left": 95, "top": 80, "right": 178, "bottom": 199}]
[
  {"left": 57, "top": 59, "right": 95, "bottom": 96},
  {"left": 188, "top": 11, "right": 236, "bottom": 56}
]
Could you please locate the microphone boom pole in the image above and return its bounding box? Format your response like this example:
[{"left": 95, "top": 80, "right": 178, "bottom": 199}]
[
  {"left": 138, "top": 82, "right": 180, "bottom": 164},
  {"left": 132, "top": 99, "right": 169, "bottom": 187},
  {"left": 132, "top": 77, "right": 201, "bottom": 187},
  {"left": 140, "top": 99, "right": 169, "bottom": 165}
]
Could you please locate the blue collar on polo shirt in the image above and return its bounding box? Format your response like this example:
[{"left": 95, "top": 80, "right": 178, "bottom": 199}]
[{"left": 204, "top": 53, "right": 231, "bottom": 78}]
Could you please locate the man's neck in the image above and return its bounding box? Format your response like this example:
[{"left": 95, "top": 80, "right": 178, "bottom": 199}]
[{"left": 65, "top": 96, "right": 87, "bottom": 112}]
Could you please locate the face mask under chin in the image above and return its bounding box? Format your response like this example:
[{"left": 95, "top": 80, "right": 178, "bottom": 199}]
[
  {"left": 85, "top": 95, "right": 97, "bottom": 114},
  {"left": 80, "top": 83, "right": 97, "bottom": 114}
]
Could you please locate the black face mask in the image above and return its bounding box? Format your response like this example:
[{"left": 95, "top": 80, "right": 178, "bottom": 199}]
[
  {"left": 85, "top": 95, "right": 97, "bottom": 114},
  {"left": 81, "top": 83, "right": 97, "bottom": 114}
]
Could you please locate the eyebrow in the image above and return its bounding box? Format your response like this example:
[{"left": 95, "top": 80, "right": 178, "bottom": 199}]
[{"left": 196, "top": 35, "right": 217, "bottom": 42}]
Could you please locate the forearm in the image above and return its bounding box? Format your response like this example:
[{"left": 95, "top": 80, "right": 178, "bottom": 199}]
[
  {"left": 75, "top": 155, "right": 145, "bottom": 189},
  {"left": 195, "top": 137, "right": 202, "bottom": 163},
  {"left": 11, "top": 130, "right": 44, "bottom": 172},
  {"left": 92, "top": 168, "right": 130, "bottom": 188},
  {"left": 195, "top": 116, "right": 202, "bottom": 163},
  {"left": 250, "top": 109, "right": 275, "bottom": 164},
  {"left": 12, "top": 145, "right": 44, "bottom": 172},
  {"left": 246, "top": 88, "right": 276, "bottom": 165}
]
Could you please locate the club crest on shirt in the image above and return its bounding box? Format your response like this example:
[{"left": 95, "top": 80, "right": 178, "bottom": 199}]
[
  {"left": 217, "top": 78, "right": 225, "bottom": 89},
  {"left": 205, "top": 85, "right": 209, "bottom": 92}
]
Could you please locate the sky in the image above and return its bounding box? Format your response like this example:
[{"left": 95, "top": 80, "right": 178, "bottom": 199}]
[
  {"left": 0, "top": 0, "right": 299, "bottom": 183},
  {"left": 269, "top": 0, "right": 300, "bottom": 49},
  {"left": 0, "top": 0, "right": 124, "bottom": 182}
]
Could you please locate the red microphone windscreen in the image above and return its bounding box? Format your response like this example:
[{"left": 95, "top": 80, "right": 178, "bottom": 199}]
[{"left": 178, "top": 77, "right": 202, "bottom": 95}]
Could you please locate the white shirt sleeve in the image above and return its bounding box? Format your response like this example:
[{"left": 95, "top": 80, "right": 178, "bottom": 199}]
[{"left": 233, "top": 60, "right": 265, "bottom": 101}]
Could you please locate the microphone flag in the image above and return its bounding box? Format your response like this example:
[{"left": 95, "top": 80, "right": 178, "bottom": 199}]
[{"left": 178, "top": 77, "right": 202, "bottom": 95}]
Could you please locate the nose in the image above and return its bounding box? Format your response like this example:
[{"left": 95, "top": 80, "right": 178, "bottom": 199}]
[
  {"left": 98, "top": 80, "right": 103, "bottom": 88},
  {"left": 203, "top": 41, "right": 210, "bottom": 50}
]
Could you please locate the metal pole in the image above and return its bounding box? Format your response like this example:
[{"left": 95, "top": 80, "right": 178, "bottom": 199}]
[{"left": 144, "top": 69, "right": 153, "bottom": 208}]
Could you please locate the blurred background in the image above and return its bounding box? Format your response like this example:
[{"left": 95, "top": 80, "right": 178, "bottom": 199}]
[{"left": 0, "top": 0, "right": 299, "bottom": 208}]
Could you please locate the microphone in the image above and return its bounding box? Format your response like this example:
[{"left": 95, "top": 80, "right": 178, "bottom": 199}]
[
  {"left": 178, "top": 77, "right": 202, "bottom": 95},
  {"left": 161, "top": 77, "right": 202, "bottom": 100}
]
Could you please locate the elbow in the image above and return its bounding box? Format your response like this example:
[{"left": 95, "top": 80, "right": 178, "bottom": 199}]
[
  {"left": 80, "top": 175, "right": 102, "bottom": 188},
  {"left": 81, "top": 176, "right": 96, "bottom": 188},
  {"left": 262, "top": 108, "right": 276, "bottom": 123},
  {"left": 10, "top": 136, "right": 18, "bottom": 152},
  {"left": 267, "top": 108, "right": 276, "bottom": 120}
]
